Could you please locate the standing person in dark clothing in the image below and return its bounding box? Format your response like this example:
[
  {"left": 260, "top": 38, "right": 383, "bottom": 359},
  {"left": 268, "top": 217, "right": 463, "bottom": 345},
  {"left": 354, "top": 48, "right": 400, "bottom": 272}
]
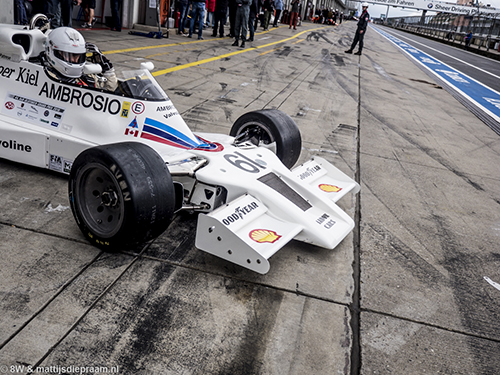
[
  {"left": 273, "top": 0, "right": 282, "bottom": 27},
  {"left": 43, "top": 0, "right": 56, "bottom": 24},
  {"left": 61, "top": 0, "right": 80, "bottom": 27},
  {"left": 261, "top": 0, "right": 273, "bottom": 30},
  {"left": 15, "top": 0, "right": 28, "bottom": 24},
  {"left": 289, "top": 0, "right": 299, "bottom": 29},
  {"left": 464, "top": 30, "right": 472, "bottom": 49},
  {"left": 321, "top": 8, "right": 328, "bottom": 24},
  {"left": 46, "top": 0, "right": 62, "bottom": 28},
  {"left": 232, "top": 0, "right": 251, "bottom": 47},
  {"left": 248, "top": 0, "right": 258, "bottom": 41},
  {"left": 212, "top": 0, "right": 229, "bottom": 37},
  {"left": 177, "top": 0, "right": 189, "bottom": 35},
  {"left": 188, "top": 0, "right": 206, "bottom": 39},
  {"left": 228, "top": 0, "right": 237, "bottom": 37},
  {"left": 110, "top": 0, "right": 123, "bottom": 31},
  {"left": 345, "top": 2, "right": 370, "bottom": 55}
]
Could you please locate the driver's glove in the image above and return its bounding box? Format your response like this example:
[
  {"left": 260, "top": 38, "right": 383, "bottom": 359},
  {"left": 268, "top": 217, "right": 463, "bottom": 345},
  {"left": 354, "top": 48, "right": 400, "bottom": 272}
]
[{"left": 86, "top": 42, "right": 113, "bottom": 72}]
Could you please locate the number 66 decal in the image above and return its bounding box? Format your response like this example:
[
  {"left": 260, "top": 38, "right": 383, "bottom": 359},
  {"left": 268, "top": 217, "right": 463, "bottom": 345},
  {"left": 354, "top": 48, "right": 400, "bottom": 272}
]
[{"left": 224, "top": 151, "right": 267, "bottom": 173}]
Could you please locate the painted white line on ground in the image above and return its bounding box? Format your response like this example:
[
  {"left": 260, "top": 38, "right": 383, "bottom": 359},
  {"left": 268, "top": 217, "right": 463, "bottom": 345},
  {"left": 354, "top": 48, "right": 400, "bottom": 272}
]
[
  {"left": 484, "top": 276, "right": 500, "bottom": 292},
  {"left": 384, "top": 29, "right": 500, "bottom": 80}
]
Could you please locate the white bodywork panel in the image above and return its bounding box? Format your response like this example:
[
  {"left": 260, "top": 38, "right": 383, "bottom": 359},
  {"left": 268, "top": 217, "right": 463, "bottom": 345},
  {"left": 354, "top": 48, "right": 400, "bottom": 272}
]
[
  {"left": 196, "top": 195, "right": 303, "bottom": 274},
  {"left": 293, "top": 157, "right": 361, "bottom": 203},
  {"left": 0, "top": 24, "right": 360, "bottom": 273},
  {"left": 195, "top": 154, "right": 359, "bottom": 273}
]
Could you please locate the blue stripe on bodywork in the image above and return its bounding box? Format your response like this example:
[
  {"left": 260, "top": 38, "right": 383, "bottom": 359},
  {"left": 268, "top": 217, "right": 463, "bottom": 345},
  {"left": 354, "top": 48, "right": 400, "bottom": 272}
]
[{"left": 143, "top": 117, "right": 201, "bottom": 148}]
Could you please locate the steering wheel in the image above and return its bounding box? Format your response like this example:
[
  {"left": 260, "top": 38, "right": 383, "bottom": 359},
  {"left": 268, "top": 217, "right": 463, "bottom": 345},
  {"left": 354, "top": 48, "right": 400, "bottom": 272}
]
[{"left": 138, "top": 82, "right": 160, "bottom": 100}]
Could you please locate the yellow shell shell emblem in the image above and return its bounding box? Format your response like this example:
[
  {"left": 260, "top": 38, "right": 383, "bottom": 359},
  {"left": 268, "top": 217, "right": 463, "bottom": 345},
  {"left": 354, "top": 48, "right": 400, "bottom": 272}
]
[
  {"left": 319, "top": 184, "right": 342, "bottom": 193},
  {"left": 249, "top": 229, "right": 282, "bottom": 244}
]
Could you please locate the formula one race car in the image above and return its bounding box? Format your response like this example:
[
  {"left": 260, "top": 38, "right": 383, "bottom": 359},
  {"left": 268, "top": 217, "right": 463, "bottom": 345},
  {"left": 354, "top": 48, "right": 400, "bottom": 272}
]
[{"left": 0, "top": 16, "right": 359, "bottom": 273}]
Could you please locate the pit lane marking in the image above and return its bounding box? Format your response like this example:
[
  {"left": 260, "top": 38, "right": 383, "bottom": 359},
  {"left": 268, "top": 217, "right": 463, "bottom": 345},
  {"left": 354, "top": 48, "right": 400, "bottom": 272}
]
[
  {"left": 151, "top": 28, "right": 324, "bottom": 76},
  {"left": 103, "top": 26, "right": 284, "bottom": 55},
  {"left": 103, "top": 26, "right": 326, "bottom": 76},
  {"left": 380, "top": 29, "right": 500, "bottom": 81},
  {"left": 484, "top": 276, "right": 500, "bottom": 292},
  {"left": 372, "top": 26, "right": 500, "bottom": 126}
]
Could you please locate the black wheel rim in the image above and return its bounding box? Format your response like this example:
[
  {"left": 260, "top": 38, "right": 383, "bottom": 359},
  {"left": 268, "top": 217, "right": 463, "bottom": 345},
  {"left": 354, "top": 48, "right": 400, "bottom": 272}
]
[
  {"left": 237, "top": 122, "right": 277, "bottom": 153},
  {"left": 75, "top": 163, "right": 125, "bottom": 238}
]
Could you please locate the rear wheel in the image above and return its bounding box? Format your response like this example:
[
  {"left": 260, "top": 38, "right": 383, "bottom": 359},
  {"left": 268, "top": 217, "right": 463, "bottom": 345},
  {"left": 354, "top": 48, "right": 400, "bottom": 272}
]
[
  {"left": 69, "top": 142, "right": 175, "bottom": 250},
  {"left": 230, "top": 109, "right": 302, "bottom": 168}
]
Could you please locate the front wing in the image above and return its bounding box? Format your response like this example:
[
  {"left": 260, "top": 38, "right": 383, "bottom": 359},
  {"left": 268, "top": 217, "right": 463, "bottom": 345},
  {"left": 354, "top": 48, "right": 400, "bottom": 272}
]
[{"left": 195, "top": 157, "right": 360, "bottom": 273}]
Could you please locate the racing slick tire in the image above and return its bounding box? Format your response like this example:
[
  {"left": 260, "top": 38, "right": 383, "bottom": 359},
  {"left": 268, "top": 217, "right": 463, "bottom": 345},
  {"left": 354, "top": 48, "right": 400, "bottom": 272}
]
[
  {"left": 68, "top": 142, "right": 175, "bottom": 250},
  {"left": 230, "top": 109, "right": 302, "bottom": 169}
]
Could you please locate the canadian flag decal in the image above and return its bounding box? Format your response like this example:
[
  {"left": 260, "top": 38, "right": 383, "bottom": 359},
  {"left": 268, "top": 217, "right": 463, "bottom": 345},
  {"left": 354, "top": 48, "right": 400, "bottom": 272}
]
[{"left": 125, "top": 117, "right": 139, "bottom": 137}]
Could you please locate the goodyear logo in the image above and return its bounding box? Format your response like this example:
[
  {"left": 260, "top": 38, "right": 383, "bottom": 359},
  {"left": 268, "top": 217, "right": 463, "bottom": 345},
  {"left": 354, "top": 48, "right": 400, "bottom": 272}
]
[
  {"left": 319, "top": 184, "right": 342, "bottom": 193},
  {"left": 222, "top": 202, "right": 259, "bottom": 226},
  {"left": 249, "top": 229, "right": 281, "bottom": 244},
  {"left": 121, "top": 101, "right": 131, "bottom": 118},
  {"left": 298, "top": 165, "right": 321, "bottom": 181}
]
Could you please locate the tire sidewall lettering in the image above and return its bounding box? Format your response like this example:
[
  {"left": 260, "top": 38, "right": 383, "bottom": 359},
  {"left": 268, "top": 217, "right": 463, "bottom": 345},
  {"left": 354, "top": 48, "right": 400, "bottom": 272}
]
[
  {"left": 69, "top": 143, "right": 177, "bottom": 249},
  {"left": 109, "top": 163, "right": 131, "bottom": 202}
]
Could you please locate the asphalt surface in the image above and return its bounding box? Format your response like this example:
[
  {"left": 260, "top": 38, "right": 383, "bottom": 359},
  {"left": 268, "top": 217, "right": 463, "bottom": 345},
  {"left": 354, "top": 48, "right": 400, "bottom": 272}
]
[{"left": 1, "top": 20, "right": 500, "bottom": 374}]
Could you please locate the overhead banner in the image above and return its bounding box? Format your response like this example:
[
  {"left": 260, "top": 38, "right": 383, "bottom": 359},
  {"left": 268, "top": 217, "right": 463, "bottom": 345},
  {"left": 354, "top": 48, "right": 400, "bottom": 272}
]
[{"left": 363, "top": 0, "right": 500, "bottom": 16}]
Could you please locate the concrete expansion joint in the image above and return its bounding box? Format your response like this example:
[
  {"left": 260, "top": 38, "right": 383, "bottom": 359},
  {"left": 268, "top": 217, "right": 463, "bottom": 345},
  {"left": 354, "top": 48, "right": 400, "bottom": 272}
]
[
  {"left": 140, "top": 252, "right": 352, "bottom": 307},
  {"left": 0, "top": 220, "right": 86, "bottom": 246},
  {"left": 32, "top": 247, "right": 148, "bottom": 369},
  {"left": 349, "top": 60, "right": 363, "bottom": 375},
  {"left": 0, "top": 251, "right": 103, "bottom": 351},
  {"left": 362, "top": 307, "right": 500, "bottom": 345}
]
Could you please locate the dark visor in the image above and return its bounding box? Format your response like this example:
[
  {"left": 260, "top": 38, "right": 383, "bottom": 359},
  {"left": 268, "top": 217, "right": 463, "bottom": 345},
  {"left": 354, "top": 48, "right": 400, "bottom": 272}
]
[{"left": 54, "top": 49, "right": 86, "bottom": 64}]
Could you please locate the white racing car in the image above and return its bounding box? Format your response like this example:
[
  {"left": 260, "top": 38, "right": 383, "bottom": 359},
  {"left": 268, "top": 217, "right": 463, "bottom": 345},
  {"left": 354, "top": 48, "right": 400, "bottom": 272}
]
[{"left": 0, "top": 16, "right": 359, "bottom": 273}]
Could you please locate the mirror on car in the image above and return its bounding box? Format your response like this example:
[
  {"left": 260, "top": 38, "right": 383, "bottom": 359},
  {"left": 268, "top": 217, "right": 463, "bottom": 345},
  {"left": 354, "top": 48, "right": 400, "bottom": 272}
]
[
  {"left": 83, "top": 63, "right": 103, "bottom": 75},
  {"left": 140, "top": 61, "right": 155, "bottom": 71}
]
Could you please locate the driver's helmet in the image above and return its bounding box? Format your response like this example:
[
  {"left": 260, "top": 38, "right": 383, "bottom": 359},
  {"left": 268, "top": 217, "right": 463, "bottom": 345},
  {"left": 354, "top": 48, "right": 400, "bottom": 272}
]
[
  {"left": 45, "top": 27, "right": 87, "bottom": 78},
  {"left": 361, "top": 2, "right": 369, "bottom": 7}
]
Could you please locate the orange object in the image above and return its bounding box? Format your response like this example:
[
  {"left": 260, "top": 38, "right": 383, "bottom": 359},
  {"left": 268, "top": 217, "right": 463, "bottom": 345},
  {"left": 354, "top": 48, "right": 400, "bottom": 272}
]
[
  {"left": 249, "top": 229, "right": 282, "bottom": 244},
  {"left": 319, "top": 183, "right": 342, "bottom": 193}
]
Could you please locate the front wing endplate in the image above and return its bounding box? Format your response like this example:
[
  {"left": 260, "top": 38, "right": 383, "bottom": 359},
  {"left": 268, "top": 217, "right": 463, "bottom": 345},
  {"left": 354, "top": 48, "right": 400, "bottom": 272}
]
[{"left": 195, "top": 194, "right": 302, "bottom": 274}]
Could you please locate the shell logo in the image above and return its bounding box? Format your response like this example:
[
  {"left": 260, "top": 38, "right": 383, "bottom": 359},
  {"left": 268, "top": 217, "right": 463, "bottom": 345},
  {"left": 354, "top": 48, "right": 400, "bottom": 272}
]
[
  {"left": 249, "top": 229, "right": 282, "bottom": 244},
  {"left": 319, "top": 184, "right": 342, "bottom": 193}
]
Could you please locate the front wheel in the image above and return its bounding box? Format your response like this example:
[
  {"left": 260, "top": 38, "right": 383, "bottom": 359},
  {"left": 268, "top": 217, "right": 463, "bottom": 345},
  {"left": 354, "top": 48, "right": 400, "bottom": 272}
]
[
  {"left": 230, "top": 109, "right": 302, "bottom": 169},
  {"left": 68, "top": 142, "right": 175, "bottom": 250}
]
